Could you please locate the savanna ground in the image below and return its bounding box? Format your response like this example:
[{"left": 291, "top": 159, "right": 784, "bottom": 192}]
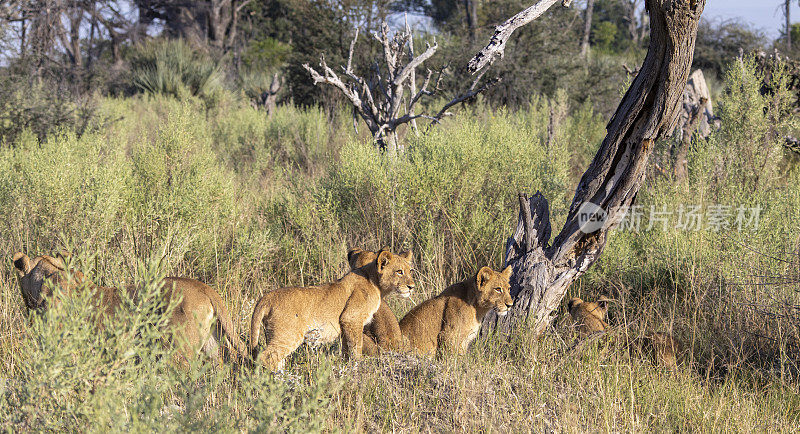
[{"left": 2, "top": 57, "right": 800, "bottom": 431}]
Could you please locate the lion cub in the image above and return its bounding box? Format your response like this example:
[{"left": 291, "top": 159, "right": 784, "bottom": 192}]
[
  {"left": 566, "top": 296, "right": 610, "bottom": 337},
  {"left": 12, "top": 251, "right": 247, "bottom": 363},
  {"left": 399, "top": 265, "right": 512, "bottom": 357},
  {"left": 347, "top": 247, "right": 408, "bottom": 356},
  {"left": 637, "top": 332, "right": 682, "bottom": 370},
  {"left": 249, "top": 250, "right": 414, "bottom": 370}
]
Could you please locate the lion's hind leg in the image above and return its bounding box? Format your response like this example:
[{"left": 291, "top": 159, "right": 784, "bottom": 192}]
[{"left": 254, "top": 326, "right": 303, "bottom": 372}]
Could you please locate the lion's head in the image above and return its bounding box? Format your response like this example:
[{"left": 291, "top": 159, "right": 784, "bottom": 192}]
[
  {"left": 12, "top": 252, "right": 72, "bottom": 310},
  {"left": 473, "top": 266, "right": 513, "bottom": 316},
  {"left": 373, "top": 250, "right": 415, "bottom": 298},
  {"left": 347, "top": 247, "right": 382, "bottom": 270}
]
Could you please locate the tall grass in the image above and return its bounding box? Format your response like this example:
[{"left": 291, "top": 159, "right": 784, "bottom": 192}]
[{"left": 1, "top": 57, "right": 799, "bottom": 429}]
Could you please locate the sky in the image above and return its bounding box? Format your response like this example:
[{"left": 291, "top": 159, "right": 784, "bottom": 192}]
[{"left": 703, "top": 0, "right": 800, "bottom": 38}]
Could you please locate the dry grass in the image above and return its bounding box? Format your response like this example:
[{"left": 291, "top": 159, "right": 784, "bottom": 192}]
[{"left": 2, "top": 58, "right": 800, "bottom": 429}]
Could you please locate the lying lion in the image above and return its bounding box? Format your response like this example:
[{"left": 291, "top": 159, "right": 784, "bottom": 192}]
[
  {"left": 399, "top": 265, "right": 512, "bottom": 357},
  {"left": 12, "top": 251, "right": 247, "bottom": 363},
  {"left": 249, "top": 249, "right": 414, "bottom": 370}
]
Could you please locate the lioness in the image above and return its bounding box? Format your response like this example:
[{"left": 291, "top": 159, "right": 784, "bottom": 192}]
[
  {"left": 566, "top": 296, "right": 610, "bottom": 338},
  {"left": 399, "top": 265, "right": 512, "bottom": 357},
  {"left": 12, "top": 251, "right": 247, "bottom": 363},
  {"left": 249, "top": 250, "right": 415, "bottom": 370},
  {"left": 347, "top": 247, "right": 408, "bottom": 356}
]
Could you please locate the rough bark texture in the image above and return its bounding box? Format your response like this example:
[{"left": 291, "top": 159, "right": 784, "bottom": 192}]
[
  {"left": 480, "top": 0, "right": 706, "bottom": 339},
  {"left": 672, "top": 69, "right": 715, "bottom": 140}
]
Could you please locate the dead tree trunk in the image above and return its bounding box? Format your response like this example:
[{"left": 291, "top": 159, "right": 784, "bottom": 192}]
[
  {"left": 786, "top": 0, "right": 792, "bottom": 52},
  {"left": 469, "top": 0, "right": 706, "bottom": 339},
  {"left": 673, "top": 97, "right": 707, "bottom": 180},
  {"left": 464, "top": 0, "right": 478, "bottom": 42},
  {"left": 305, "top": 22, "right": 496, "bottom": 156},
  {"left": 580, "top": 0, "right": 594, "bottom": 58},
  {"left": 264, "top": 72, "right": 281, "bottom": 118}
]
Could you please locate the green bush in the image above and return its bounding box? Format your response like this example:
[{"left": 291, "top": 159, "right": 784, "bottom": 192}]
[
  {"left": 130, "top": 39, "right": 225, "bottom": 108},
  {"left": 0, "top": 251, "right": 335, "bottom": 431}
]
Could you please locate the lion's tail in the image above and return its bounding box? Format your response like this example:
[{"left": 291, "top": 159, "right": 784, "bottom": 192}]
[
  {"left": 206, "top": 288, "right": 248, "bottom": 362},
  {"left": 249, "top": 296, "right": 271, "bottom": 361}
]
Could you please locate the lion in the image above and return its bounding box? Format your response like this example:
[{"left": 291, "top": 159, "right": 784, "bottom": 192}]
[
  {"left": 399, "top": 265, "right": 512, "bottom": 357},
  {"left": 249, "top": 249, "right": 415, "bottom": 370},
  {"left": 634, "top": 331, "right": 682, "bottom": 370},
  {"left": 12, "top": 251, "right": 247, "bottom": 363},
  {"left": 566, "top": 296, "right": 610, "bottom": 338},
  {"left": 346, "top": 247, "right": 408, "bottom": 356}
]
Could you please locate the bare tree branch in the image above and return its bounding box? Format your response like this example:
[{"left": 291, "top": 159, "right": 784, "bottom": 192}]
[
  {"left": 305, "top": 20, "right": 495, "bottom": 154},
  {"left": 468, "top": 0, "right": 566, "bottom": 74}
]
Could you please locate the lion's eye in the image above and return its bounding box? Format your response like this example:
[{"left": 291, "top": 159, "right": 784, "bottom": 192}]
[
  {"left": 396, "top": 270, "right": 404, "bottom": 276},
  {"left": 494, "top": 287, "right": 502, "bottom": 293}
]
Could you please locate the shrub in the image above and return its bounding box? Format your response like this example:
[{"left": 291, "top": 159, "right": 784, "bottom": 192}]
[{"left": 129, "top": 39, "right": 225, "bottom": 108}]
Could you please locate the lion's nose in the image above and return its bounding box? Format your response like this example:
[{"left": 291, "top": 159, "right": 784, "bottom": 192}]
[{"left": 407, "top": 283, "right": 415, "bottom": 290}]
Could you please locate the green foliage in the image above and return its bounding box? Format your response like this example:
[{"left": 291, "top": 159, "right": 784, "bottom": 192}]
[
  {"left": 1, "top": 54, "right": 800, "bottom": 429},
  {"left": 325, "top": 100, "right": 572, "bottom": 285},
  {"left": 0, "top": 69, "right": 97, "bottom": 145},
  {"left": 0, "top": 250, "right": 335, "bottom": 430},
  {"left": 592, "top": 21, "right": 619, "bottom": 52},
  {"left": 243, "top": 37, "right": 292, "bottom": 70},
  {"left": 130, "top": 39, "right": 225, "bottom": 107},
  {"left": 587, "top": 55, "right": 800, "bottom": 380},
  {"left": 693, "top": 20, "right": 767, "bottom": 78}
]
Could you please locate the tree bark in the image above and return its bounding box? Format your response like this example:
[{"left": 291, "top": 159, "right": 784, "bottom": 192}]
[
  {"left": 464, "top": 0, "right": 478, "bottom": 42},
  {"left": 264, "top": 72, "right": 281, "bottom": 118},
  {"left": 787, "top": 0, "right": 792, "bottom": 52},
  {"left": 580, "top": 0, "right": 594, "bottom": 58},
  {"left": 480, "top": 0, "right": 706, "bottom": 339},
  {"left": 673, "top": 97, "right": 707, "bottom": 180}
]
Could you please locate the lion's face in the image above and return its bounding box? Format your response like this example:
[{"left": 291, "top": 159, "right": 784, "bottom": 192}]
[
  {"left": 12, "top": 252, "right": 67, "bottom": 310},
  {"left": 474, "top": 266, "right": 513, "bottom": 316},
  {"left": 375, "top": 250, "right": 415, "bottom": 298},
  {"left": 568, "top": 296, "right": 609, "bottom": 322}
]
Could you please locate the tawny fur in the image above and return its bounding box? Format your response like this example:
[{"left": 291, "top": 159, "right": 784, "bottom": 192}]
[
  {"left": 250, "top": 250, "right": 414, "bottom": 370},
  {"left": 399, "top": 266, "right": 513, "bottom": 357},
  {"left": 637, "top": 331, "right": 682, "bottom": 370},
  {"left": 566, "top": 296, "right": 610, "bottom": 338},
  {"left": 12, "top": 251, "right": 247, "bottom": 364},
  {"left": 347, "top": 247, "right": 409, "bottom": 356}
]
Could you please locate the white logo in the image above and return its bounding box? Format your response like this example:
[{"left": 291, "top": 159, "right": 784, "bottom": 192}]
[{"left": 577, "top": 202, "right": 606, "bottom": 233}]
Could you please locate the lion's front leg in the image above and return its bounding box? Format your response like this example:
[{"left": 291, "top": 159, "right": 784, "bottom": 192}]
[{"left": 340, "top": 320, "right": 365, "bottom": 361}]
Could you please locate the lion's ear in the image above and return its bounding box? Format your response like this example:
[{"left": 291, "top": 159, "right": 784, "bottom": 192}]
[
  {"left": 500, "top": 265, "right": 512, "bottom": 280},
  {"left": 476, "top": 266, "right": 493, "bottom": 289},
  {"left": 56, "top": 250, "right": 71, "bottom": 266},
  {"left": 399, "top": 250, "right": 412, "bottom": 261},
  {"left": 347, "top": 248, "right": 363, "bottom": 269},
  {"left": 567, "top": 298, "right": 581, "bottom": 314},
  {"left": 12, "top": 252, "right": 32, "bottom": 274},
  {"left": 376, "top": 250, "right": 393, "bottom": 272}
]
